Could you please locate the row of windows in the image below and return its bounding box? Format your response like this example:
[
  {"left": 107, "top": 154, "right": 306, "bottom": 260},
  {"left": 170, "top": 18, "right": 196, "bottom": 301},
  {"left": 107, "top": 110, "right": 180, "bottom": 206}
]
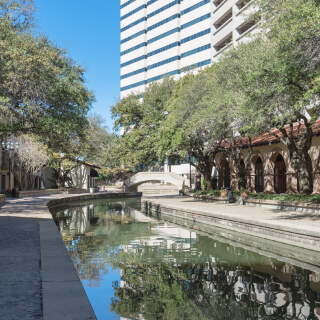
[
  {"left": 181, "top": 59, "right": 211, "bottom": 72},
  {"left": 181, "top": 43, "right": 210, "bottom": 58},
  {"left": 181, "top": 28, "right": 211, "bottom": 44},
  {"left": 181, "top": 13, "right": 211, "bottom": 30},
  {"left": 148, "top": 55, "right": 180, "bottom": 70},
  {"left": 121, "top": 0, "right": 136, "bottom": 9},
  {"left": 121, "top": 29, "right": 146, "bottom": 44},
  {"left": 147, "top": 27, "right": 179, "bottom": 45},
  {"left": 121, "top": 4, "right": 209, "bottom": 33},
  {"left": 147, "top": 0, "right": 158, "bottom": 6},
  {"left": 147, "top": 41, "right": 180, "bottom": 58},
  {"left": 181, "top": 0, "right": 210, "bottom": 16},
  {"left": 121, "top": 17, "right": 146, "bottom": 33},
  {"left": 121, "top": 27, "right": 210, "bottom": 58},
  {"left": 120, "top": 59, "right": 212, "bottom": 91},
  {"left": 121, "top": 14, "right": 210, "bottom": 54},
  {"left": 121, "top": 43, "right": 210, "bottom": 73},
  {"left": 147, "top": 14, "right": 179, "bottom": 32},
  {"left": 122, "top": 0, "right": 203, "bottom": 22},
  {"left": 121, "top": 54, "right": 147, "bottom": 68},
  {"left": 147, "top": 0, "right": 185, "bottom": 6},
  {"left": 121, "top": 80, "right": 147, "bottom": 92},
  {"left": 147, "top": 0, "right": 179, "bottom": 19},
  {"left": 121, "top": 67, "right": 147, "bottom": 80},
  {"left": 147, "top": 70, "right": 180, "bottom": 83},
  {"left": 121, "top": 4, "right": 146, "bottom": 21},
  {"left": 121, "top": 42, "right": 146, "bottom": 56}
]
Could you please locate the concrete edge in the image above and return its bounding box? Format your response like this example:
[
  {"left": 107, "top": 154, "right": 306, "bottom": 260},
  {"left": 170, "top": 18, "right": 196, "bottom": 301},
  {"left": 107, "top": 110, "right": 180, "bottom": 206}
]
[
  {"left": 39, "top": 192, "right": 142, "bottom": 320},
  {"left": 185, "top": 192, "right": 320, "bottom": 213},
  {"left": 142, "top": 199, "right": 320, "bottom": 252},
  {"left": 149, "top": 208, "right": 320, "bottom": 273}
]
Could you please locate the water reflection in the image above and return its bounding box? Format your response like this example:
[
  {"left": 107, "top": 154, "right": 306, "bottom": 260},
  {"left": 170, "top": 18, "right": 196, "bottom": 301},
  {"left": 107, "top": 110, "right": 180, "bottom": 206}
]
[{"left": 52, "top": 199, "right": 320, "bottom": 320}]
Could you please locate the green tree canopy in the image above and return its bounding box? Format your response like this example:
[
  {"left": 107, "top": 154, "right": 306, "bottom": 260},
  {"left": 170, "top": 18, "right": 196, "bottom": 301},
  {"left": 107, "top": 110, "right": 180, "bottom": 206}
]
[{"left": 0, "top": 0, "right": 94, "bottom": 149}]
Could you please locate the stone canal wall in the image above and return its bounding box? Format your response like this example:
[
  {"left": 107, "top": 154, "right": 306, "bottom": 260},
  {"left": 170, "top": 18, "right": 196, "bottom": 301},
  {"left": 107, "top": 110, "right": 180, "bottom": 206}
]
[{"left": 142, "top": 199, "right": 320, "bottom": 253}]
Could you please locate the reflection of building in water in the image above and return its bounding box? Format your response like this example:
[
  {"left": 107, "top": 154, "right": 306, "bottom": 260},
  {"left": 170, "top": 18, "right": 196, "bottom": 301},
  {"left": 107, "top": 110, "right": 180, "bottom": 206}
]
[
  {"left": 121, "top": 224, "right": 197, "bottom": 258},
  {"left": 57, "top": 205, "right": 95, "bottom": 236}
]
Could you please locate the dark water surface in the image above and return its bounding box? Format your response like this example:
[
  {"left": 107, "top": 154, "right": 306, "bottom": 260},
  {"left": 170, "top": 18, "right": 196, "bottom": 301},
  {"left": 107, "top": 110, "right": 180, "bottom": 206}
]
[{"left": 51, "top": 198, "right": 320, "bottom": 320}]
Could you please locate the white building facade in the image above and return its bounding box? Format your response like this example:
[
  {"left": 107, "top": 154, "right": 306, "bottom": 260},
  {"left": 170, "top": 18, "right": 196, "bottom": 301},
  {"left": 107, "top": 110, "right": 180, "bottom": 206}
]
[{"left": 120, "top": 0, "right": 257, "bottom": 98}]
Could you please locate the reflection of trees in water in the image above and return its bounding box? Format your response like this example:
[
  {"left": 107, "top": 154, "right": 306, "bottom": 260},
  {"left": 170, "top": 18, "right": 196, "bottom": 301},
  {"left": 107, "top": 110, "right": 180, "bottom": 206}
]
[
  {"left": 109, "top": 251, "right": 320, "bottom": 320},
  {"left": 54, "top": 200, "right": 153, "bottom": 286},
  {"left": 54, "top": 201, "right": 320, "bottom": 319},
  {"left": 110, "top": 258, "right": 320, "bottom": 320}
]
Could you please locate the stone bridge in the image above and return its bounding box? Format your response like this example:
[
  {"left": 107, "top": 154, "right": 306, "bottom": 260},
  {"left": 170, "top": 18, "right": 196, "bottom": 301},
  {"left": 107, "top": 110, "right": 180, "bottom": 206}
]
[{"left": 124, "top": 172, "right": 189, "bottom": 191}]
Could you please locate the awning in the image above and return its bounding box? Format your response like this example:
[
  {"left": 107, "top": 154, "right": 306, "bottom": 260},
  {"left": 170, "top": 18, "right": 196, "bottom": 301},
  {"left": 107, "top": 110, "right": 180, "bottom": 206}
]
[{"left": 90, "top": 168, "right": 99, "bottom": 177}]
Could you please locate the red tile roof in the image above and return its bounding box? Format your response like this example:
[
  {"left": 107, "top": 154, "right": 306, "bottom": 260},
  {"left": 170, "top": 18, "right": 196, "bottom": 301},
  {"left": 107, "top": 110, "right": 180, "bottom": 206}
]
[{"left": 218, "top": 119, "right": 320, "bottom": 149}]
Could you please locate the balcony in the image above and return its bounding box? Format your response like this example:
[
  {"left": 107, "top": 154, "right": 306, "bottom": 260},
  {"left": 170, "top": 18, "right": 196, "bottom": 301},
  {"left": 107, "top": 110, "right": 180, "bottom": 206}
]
[
  {"left": 213, "top": 33, "right": 233, "bottom": 54},
  {"left": 213, "top": 8, "right": 232, "bottom": 31}
]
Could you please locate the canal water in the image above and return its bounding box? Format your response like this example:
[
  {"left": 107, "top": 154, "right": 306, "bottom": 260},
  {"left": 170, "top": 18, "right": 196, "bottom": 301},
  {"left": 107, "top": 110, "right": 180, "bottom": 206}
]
[{"left": 51, "top": 197, "right": 320, "bottom": 320}]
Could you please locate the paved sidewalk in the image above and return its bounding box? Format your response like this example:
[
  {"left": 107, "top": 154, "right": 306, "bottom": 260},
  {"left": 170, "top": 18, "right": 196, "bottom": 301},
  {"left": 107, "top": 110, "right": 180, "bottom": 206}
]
[{"left": 0, "top": 193, "right": 97, "bottom": 320}]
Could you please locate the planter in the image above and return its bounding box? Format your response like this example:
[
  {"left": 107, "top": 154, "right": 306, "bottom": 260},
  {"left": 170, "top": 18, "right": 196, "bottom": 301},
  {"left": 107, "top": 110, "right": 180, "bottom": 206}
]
[
  {"left": 220, "top": 190, "right": 228, "bottom": 198},
  {"left": 240, "top": 191, "right": 249, "bottom": 199}
]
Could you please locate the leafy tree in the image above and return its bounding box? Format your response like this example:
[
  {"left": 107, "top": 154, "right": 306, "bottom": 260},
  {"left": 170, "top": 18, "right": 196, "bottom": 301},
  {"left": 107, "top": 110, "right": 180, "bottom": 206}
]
[
  {"left": 112, "top": 77, "right": 175, "bottom": 169},
  {"left": 217, "top": 0, "right": 320, "bottom": 194},
  {"left": 0, "top": 0, "right": 94, "bottom": 147},
  {"left": 10, "top": 135, "right": 49, "bottom": 190}
]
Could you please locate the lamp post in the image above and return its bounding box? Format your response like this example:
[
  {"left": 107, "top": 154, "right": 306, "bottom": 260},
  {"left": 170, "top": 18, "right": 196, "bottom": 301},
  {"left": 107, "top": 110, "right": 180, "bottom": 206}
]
[{"left": 2, "top": 139, "right": 19, "bottom": 191}]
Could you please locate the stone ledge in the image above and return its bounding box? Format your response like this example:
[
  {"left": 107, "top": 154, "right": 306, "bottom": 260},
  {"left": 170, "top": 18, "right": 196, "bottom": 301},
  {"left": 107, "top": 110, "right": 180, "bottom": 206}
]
[
  {"left": 143, "top": 199, "right": 320, "bottom": 252},
  {"left": 185, "top": 192, "right": 320, "bottom": 213},
  {"left": 47, "top": 192, "right": 142, "bottom": 209},
  {"left": 0, "top": 194, "right": 5, "bottom": 204}
]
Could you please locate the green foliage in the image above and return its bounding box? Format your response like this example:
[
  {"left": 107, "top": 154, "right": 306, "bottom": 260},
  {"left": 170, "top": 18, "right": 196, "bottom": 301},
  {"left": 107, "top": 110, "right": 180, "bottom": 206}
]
[
  {"left": 250, "top": 192, "right": 320, "bottom": 203},
  {"left": 0, "top": 0, "right": 94, "bottom": 148},
  {"left": 191, "top": 189, "right": 320, "bottom": 203},
  {"left": 112, "top": 77, "right": 175, "bottom": 168}
]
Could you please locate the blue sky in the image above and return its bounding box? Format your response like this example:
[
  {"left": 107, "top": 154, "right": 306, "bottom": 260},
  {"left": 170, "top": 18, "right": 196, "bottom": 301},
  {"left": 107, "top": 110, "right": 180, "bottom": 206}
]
[{"left": 36, "top": 0, "right": 120, "bottom": 131}]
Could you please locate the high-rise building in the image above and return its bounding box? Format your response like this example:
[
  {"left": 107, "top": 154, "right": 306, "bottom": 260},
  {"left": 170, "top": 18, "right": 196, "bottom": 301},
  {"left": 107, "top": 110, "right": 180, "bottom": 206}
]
[{"left": 120, "top": 0, "right": 256, "bottom": 98}]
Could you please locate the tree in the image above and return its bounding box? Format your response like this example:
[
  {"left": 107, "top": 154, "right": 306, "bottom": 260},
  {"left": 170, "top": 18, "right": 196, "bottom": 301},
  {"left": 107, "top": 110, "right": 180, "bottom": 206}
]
[
  {"left": 216, "top": 0, "right": 320, "bottom": 194},
  {"left": 10, "top": 135, "right": 48, "bottom": 190},
  {"left": 112, "top": 77, "right": 175, "bottom": 169},
  {"left": 0, "top": 0, "right": 94, "bottom": 146}
]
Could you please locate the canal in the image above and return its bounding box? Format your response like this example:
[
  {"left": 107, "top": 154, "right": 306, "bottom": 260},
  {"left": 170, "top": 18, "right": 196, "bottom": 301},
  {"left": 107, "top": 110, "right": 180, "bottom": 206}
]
[{"left": 51, "top": 197, "right": 320, "bottom": 320}]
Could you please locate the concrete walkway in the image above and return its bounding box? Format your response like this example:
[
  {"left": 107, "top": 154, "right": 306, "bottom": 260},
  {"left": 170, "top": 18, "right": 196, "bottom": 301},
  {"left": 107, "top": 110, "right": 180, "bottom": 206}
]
[
  {"left": 143, "top": 194, "right": 320, "bottom": 232},
  {"left": 0, "top": 193, "right": 97, "bottom": 320}
]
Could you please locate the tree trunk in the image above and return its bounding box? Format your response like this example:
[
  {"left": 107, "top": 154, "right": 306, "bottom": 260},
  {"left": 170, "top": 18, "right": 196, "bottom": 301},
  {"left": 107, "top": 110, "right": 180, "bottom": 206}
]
[
  {"left": 278, "top": 123, "right": 313, "bottom": 194},
  {"left": 203, "top": 167, "right": 213, "bottom": 191},
  {"left": 229, "top": 138, "right": 252, "bottom": 191},
  {"left": 195, "top": 170, "right": 202, "bottom": 190},
  {"left": 289, "top": 146, "right": 312, "bottom": 194}
]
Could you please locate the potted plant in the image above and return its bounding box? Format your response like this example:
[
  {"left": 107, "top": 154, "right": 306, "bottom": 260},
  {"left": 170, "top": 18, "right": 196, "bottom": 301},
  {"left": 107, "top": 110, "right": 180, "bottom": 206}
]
[
  {"left": 240, "top": 188, "right": 249, "bottom": 199},
  {"left": 220, "top": 188, "right": 228, "bottom": 198}
]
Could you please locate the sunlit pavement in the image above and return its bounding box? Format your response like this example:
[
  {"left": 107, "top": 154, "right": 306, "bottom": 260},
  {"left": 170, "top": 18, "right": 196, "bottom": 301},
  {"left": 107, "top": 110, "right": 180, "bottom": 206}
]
[{"left": 0, "top": 193, "right": 97, "bottom": 320}]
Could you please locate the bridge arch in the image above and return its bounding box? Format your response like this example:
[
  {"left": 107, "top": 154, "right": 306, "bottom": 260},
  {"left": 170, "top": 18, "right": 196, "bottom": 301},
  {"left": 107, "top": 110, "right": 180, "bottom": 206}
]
[{"left": 124, "top": 172, "right": 189, "bottom": 191}]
